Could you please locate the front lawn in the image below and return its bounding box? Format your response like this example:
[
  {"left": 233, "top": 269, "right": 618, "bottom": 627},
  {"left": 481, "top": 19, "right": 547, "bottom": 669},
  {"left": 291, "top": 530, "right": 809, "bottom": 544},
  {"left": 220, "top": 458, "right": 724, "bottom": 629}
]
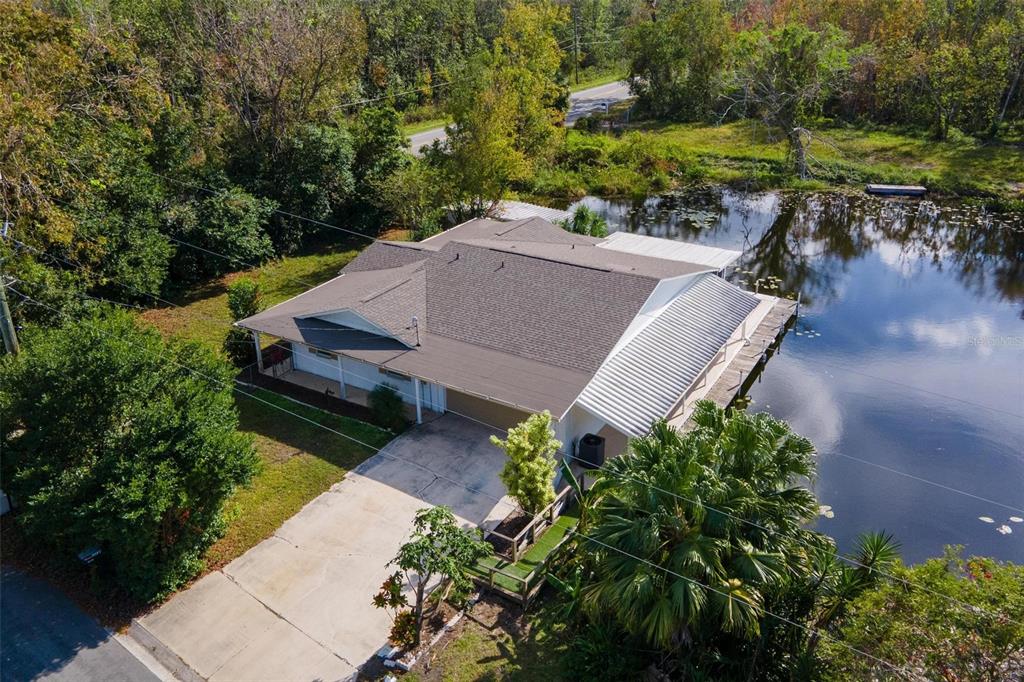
[
  {"left": 205, "top": 387, "right": 394, "bottom": 570},
  {"left": 140, "top": 243, "right": 361, "bottom": 351}
]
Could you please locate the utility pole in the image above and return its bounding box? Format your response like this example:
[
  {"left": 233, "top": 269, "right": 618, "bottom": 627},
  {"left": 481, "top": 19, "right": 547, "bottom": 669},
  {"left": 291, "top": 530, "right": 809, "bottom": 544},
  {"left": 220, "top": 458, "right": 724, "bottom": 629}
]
[
  {"left": 0, "top": 274, "right": 19, "bottom": 355},
  {"left": 573, "top": 7, "right": 580, "bottom": 86}
]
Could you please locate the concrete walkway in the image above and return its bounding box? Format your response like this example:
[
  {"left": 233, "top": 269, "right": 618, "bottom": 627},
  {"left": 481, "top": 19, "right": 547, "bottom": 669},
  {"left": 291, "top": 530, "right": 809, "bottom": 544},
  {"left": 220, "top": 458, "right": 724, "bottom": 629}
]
[{"left": 133, "top": 414, "right": 514, "bottom": 681}]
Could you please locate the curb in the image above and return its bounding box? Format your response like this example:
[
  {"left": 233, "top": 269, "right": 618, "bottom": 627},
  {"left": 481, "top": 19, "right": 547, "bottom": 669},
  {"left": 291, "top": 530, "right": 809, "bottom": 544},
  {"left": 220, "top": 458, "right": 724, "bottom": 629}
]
[{"left": 127, "top": 618, "right": 205, "bottom": 682}]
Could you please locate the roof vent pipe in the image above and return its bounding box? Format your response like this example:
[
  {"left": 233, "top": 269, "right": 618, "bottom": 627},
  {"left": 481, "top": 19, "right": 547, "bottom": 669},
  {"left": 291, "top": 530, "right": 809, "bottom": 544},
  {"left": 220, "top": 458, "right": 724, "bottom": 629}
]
[{"left": 411, "top": 316, "right": 420, "bottom": 346}]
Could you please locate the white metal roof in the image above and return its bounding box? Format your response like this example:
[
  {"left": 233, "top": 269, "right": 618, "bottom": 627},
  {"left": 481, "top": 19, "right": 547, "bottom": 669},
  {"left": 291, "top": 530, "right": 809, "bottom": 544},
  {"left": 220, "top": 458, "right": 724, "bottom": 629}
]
[
  {"left": 494, "top": 200, "right": 572, "bottom": 223},
  {"left": 598, "top": 231, "right": 742, "bottom": 270},
  {"left": 576, "top": 274, "right": 760, "bottom": 437}
]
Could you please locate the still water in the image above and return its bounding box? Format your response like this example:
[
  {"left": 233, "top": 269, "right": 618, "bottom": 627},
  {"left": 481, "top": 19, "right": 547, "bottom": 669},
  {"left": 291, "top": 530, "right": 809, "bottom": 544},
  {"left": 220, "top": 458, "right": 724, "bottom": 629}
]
[{"left": 574, "top": 189, "right": 1024, "bottom": 564}]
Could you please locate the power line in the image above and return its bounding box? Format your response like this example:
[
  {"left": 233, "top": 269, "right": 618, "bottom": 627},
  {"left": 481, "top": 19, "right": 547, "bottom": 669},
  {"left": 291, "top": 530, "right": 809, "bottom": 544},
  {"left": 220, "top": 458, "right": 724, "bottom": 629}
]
[
  {"left": 798, "top": 354, "right": 1024, "bottom": 420},
  {"left": 6, "top": 286, "right": 508, "bottom": 507},
  {"left": 3, "top": 288, "right": 930, "bottom": 677},
  {"left": 19, "top": 232, "right": 1024, "bottom": 634},
  {"left": 14, "top": 227, "right": 1022, "bottom": 520},
  {"left": 570, "top": 528, "right": 921, "bottom": 680},
  {"left": 561, "top": 451, "right": 1024, "bottom": 628}
]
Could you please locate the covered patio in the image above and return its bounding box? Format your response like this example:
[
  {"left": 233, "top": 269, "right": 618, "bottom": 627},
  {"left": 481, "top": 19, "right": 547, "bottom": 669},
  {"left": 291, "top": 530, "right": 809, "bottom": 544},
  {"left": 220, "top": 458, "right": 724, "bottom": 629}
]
[{"left": 255, "top": 352, "right": 441, "bottom": 425}]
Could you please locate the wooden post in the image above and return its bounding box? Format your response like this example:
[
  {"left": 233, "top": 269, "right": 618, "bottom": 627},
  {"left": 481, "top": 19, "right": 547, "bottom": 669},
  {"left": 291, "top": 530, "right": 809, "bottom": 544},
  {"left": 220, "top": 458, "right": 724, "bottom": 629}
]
[
  {"left": 252, "top": 331, "right": 264, "bottom": 372},
  {"left": 412, "top": 377, "right": 423, "bottom": 424}
]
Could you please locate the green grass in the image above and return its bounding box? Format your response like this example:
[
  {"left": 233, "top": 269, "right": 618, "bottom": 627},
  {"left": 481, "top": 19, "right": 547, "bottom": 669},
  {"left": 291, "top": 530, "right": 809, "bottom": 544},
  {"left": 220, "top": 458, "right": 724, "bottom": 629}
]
[
  {"left": 140, "top": 243, "right": 360, "bottom": 351},
  {"left": 402, "top": 117, "right": 450, "bottom": 135},
  {"left": 535, "top": 120, "right": 1024, "bottom": 203},
  {"left": 568, "top": 69, "right": 626, "bottom": 92},
  {"left": 401, "top": 602, "right": 570, "bottom": 682},
  {"left": 471, "top": 508, "right": 579, "bottom": 594},
  {"left": 205, "top": 387, "right": 393, "bottom": 569}
]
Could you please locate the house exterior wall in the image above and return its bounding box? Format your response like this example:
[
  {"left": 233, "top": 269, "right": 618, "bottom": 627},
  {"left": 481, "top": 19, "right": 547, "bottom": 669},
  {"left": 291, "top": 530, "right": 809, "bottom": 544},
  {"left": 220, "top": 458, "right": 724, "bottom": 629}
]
[
  {"left": 446, "top": 389, "right": 530, "bottom": 432},
  {"left": 292, "top": 343, "right": 445, "bottom": 411},
  {"left": 557, "top": 404, "right": 630, "bottom": 461}
]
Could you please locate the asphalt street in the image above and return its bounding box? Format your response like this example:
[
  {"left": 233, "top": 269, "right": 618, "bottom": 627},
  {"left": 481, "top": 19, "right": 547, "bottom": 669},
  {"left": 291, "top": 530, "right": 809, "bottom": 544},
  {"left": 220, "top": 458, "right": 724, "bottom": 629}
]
[
  {"left": 1, "top": 567, "right": 157, "bottom": 682},
  {"left": 407, "top": 79, "right": 632, "bottom": 155}
]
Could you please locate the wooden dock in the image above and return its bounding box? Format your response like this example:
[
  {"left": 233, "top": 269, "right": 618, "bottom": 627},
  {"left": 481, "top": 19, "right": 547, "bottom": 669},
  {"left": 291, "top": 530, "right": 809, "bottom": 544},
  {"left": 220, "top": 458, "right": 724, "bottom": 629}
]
[{"left": 683, "top": 297, "right": 797, "bottom": 426}]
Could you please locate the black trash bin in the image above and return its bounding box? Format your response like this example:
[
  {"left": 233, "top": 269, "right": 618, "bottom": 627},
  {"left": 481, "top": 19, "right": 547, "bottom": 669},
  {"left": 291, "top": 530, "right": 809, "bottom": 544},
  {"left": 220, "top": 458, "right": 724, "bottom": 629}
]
[{"left": 577, "top": 433, "right": 605, "bottom": 469}]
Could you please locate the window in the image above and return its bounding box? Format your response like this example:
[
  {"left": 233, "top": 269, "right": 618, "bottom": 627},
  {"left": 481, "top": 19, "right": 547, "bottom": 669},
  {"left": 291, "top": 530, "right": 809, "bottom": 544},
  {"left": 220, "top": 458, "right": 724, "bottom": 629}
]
[
  {"left": 310, "top": 347, "right": 336, "bottom": 360},
  {"left": 379, "top": 368, "right": 410, "bottom": 382}
]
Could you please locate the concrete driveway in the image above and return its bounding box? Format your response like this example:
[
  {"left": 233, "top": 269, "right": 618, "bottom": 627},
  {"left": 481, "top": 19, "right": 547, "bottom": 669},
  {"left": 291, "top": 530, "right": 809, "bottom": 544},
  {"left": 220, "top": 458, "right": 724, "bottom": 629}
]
[{"left": 133, "top": 414, "right": 513, "bottom": 681}]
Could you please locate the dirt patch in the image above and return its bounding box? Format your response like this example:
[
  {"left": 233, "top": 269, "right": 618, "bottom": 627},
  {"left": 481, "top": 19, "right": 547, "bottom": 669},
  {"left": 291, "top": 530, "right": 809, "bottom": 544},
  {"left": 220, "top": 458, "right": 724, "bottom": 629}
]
[
  {"left": 242, "top": 370, "right": 380, "bottom": 425},
  {"left": 487, "top": 509, "right": 531, "bottom": 557},
  {"left": 399, "top": 597, "right": 529, "bottom": 681}
]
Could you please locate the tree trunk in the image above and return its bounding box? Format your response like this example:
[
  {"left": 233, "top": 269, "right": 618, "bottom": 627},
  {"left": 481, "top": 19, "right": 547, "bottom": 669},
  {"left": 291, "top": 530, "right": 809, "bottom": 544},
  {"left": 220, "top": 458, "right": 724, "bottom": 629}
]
[
  {"left": 413, "top": 581, "right": 426, "bottom": 646},
  {"left": 998, "top": 59, "right": 1023, "bottom": 126},
  {"left": 788, "top": 127, "right": 809, "bottom": 179}
]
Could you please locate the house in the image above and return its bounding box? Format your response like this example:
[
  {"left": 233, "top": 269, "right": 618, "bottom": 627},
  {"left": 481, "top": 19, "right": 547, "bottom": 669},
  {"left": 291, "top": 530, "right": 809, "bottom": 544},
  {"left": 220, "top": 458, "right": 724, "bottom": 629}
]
[{"left": 237, "top": 216, "right": 779, "bottom": 457}]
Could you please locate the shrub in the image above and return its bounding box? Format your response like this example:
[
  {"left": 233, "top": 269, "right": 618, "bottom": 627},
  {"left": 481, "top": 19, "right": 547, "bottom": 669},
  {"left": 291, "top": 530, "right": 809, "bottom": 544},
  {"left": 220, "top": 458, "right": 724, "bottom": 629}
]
[
  {"left": 558, "top": 132, "right": 611, "bottom": 169},
  {"left": 490, "top": 411, "right": 561, "bottom": 514},
  {"left": 560, "top": 205, "right": 608, "bottom": 237},
  {"left": 0, "top": 308, "right": 258, "bottom": 601},
  {"left": 369, "top": 383, "right": 406, "bottom": 432},
  {"left": 223, "top": 279, "right": 263, "bottom": 367},
  {"left": 389, "top": 610, "right": 419, "bottom": 648},
  {"left": 166, "top": 187, "right": 276, "bottom": 282},
  {"left": 529, "top": 167, "right": 588, "bottom": 199}
]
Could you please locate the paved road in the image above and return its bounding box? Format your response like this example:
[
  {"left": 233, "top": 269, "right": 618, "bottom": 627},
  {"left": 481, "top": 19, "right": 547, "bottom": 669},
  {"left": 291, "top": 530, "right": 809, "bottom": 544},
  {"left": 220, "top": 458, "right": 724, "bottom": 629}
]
[
  {"left": 408, "top": 79, "right": 632, "bottom": 155},
  {"left": 1, "top": 567, "right": 158, "bottom": 682}
]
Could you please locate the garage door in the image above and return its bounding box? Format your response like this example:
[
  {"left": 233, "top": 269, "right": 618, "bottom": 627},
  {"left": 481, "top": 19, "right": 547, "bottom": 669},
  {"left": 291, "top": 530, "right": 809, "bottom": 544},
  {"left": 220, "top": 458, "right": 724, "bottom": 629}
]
[{"left": 445, "top": 390, "right": 531, "bottom": 432}]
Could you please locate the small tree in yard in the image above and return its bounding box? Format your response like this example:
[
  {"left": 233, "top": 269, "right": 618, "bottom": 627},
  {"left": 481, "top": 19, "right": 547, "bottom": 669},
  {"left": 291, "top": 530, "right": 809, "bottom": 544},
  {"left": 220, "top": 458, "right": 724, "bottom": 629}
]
[
  {"left": 0, "top": 307, "right": 258, "bottom": 601},
  {"left": 223, "top": 278, "right": 264, "bottom": 367},
  {"left": 490, "top": 411, "right": 561, "bottom": 515},
  {"left": 383, "top": 506, "right": 490, "bottom": 647}
]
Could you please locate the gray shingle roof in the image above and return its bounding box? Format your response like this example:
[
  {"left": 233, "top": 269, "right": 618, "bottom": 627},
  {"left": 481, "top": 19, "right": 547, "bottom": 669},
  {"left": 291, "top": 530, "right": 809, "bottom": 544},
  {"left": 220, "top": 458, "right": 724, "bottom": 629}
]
[
  {"left": 238, "top": 217, "right": 745, "bottom": 416},
  {"left": 425, "top": 241, "right": 659, "bottom": 373}
]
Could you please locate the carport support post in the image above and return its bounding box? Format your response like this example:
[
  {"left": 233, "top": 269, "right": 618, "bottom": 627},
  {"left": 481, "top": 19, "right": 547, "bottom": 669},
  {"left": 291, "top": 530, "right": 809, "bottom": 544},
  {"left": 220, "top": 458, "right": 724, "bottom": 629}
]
[
  {"left": 252, "top": 330, "right": 264, "bottom": 372},
  {"left": 412, "top": 377, "right": 423, "bottom": 424},
  {"left": 336, "top": 355, "right": 347, "bottom": 399}
]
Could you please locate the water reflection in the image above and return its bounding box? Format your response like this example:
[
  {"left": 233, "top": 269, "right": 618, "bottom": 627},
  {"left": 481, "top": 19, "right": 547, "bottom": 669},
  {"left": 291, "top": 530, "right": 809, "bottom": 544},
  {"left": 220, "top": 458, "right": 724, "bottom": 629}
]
[{"left": 575, "top": 189, "right": 1024, "bottom": 563}]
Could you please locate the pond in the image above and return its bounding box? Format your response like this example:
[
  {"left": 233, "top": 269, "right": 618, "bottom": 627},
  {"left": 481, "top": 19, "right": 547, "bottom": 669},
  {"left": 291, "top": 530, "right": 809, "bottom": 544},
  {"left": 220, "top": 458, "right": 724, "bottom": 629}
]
[{"left": 572, "top": 189, "right": 1024, "bottom": 564}]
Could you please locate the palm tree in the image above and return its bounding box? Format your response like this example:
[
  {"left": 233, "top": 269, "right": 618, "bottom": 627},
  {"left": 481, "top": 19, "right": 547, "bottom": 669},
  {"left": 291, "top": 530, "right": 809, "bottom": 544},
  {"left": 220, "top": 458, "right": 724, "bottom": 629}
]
[{"left": 580, "top": 401, "right": 820, "bottom": 650}]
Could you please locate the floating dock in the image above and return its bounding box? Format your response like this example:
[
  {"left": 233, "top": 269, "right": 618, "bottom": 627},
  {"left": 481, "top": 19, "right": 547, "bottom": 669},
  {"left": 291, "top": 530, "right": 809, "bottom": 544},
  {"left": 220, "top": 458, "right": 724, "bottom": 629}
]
[{"left": 865, "top": 184, "right": 927, "bottom": 197}]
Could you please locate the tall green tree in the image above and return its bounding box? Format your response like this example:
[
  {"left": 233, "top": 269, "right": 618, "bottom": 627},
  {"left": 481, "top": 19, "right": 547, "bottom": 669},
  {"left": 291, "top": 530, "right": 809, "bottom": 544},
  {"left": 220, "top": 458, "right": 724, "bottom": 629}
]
[
  {"left": 626, "top": 0, "right": 731, "bottom": 120},
  {"left": 727, "top": 23, "right": 849, "bottom": 177},
  {"left": 0, "top": 307, "right": 258, "bottom": 601},
  {"left": 823, "top": 547, "right": 1024, "bottom": 680},
  {"left": 438, "top": 0, "right": 567, "bottom": 216}
]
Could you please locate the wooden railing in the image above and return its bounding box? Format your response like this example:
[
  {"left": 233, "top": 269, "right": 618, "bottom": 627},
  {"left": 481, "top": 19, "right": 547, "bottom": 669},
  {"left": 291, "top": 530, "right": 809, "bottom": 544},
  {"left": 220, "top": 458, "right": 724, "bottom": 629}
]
[
  {"left": 486, "top": 486, "right": 573, "bottom": 563},
  {"left": 477, "top": 531, "right": 575, "bottom": 607}
]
